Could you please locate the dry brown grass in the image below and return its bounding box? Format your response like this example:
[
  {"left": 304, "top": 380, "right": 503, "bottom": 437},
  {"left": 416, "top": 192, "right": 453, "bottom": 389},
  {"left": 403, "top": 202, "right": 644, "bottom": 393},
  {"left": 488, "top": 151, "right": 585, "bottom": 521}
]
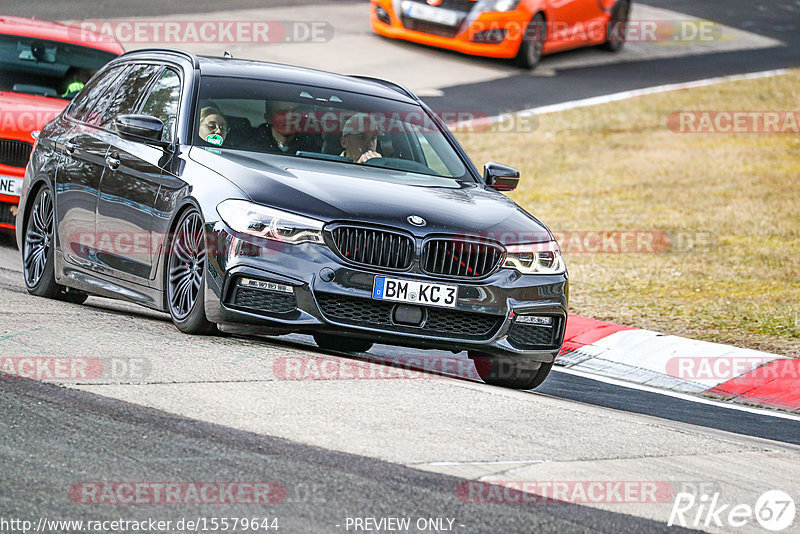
[{"left": 458, "top": 70, "right": 800, "bottom": 357}]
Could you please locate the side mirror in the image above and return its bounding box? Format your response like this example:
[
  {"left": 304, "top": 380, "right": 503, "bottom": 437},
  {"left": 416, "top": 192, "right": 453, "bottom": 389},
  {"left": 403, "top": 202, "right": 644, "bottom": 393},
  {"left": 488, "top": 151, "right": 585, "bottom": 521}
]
[
  {"left": 484, "top": 162, "right": 520, "bottom": 192},
  {"left": 115, "top": 114, "right": 168, "bottom": 147}
]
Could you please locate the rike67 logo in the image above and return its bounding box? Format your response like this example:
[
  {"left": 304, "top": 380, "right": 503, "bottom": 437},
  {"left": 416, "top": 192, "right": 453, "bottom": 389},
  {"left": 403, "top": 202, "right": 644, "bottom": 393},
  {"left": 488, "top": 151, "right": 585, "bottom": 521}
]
[{"left": 669, "top": 490, "right": 796, "bottom": 531}]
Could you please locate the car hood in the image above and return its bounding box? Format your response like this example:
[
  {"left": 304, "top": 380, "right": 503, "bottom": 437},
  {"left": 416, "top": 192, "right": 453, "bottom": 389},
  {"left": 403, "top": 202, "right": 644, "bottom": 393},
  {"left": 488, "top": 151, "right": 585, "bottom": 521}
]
[
  {"left": 0, "top": 91, "right": 67, "bottom": 141},
  {"left": 190, "top": 148, "right": 552, "bottom": 243}
]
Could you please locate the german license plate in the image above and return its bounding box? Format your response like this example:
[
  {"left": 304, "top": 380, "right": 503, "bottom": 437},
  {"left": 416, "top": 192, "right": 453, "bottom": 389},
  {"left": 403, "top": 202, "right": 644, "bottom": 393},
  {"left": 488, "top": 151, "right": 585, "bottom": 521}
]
[
  {"left": 373, "top": 276, "right": 458, "bottom": 308},
  {"left": 0, "top": 175, "right": 23, "bottom": 197},
  {"left": 403, "top": 2, "right": 461, "bottom": 27}
]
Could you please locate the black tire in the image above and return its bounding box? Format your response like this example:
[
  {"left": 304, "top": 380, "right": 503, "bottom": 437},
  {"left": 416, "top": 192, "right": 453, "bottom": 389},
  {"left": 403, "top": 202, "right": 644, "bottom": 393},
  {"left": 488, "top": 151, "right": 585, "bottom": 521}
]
[
  {"left": 602, "top": 0, "right": 630, "bottom": 52},
  {"left": 469, "top": 352, "right": 553, "bottom": 390},
  {"left": 166, "top": 208, "right": 217, "bottom": 335},
  {"left": 314, "top": 333, "right": 373, "bottom": 353},
  {"left": 515, "top": 13, "right": 546, "bottom": 69},
  {"left": 22, "top": 184, "right": 88, "bottom": 305}
]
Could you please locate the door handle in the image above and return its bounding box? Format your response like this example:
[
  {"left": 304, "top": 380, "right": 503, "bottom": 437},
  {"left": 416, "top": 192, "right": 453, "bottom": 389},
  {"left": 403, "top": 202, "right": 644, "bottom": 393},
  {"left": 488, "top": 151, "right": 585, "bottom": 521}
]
[
  {"left": 105, "top": 154, "right": 121, "bottom": 170},
  {"left": 64, "top": 142, "right": 77, "bottom": 154}
]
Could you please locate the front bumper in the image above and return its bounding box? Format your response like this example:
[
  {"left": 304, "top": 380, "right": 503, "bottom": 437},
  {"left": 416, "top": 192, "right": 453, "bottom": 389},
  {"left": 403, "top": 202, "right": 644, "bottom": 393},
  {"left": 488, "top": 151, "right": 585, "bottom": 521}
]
[
  {"left": 0, "top": 168, "right": 23, "bottom": 230},
  {"left": 204, "top": 225, "right": 568, "bottom": 363},
  {"left": 371, "top": 0, "right": 531, "bottom": 59},
  {"left": 0, "top": 198, "right": 19, "bottom": 230}
]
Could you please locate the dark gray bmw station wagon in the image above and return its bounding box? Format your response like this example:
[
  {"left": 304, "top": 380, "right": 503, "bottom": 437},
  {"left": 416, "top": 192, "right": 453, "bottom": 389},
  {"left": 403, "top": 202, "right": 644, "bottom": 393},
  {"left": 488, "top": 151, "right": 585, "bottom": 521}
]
[{"left": 17, "top": 49, "right": 568, "bottom": 389}]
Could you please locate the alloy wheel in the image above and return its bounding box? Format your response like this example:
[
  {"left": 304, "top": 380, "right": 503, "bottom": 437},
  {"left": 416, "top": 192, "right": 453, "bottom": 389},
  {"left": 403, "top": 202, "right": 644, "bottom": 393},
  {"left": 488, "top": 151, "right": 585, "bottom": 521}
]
[
  {"left": 23, "top": 187, "right": 53, "bottom": 288},
  {"left": 167, "top": 211, "right": 206, "bottom": 320}
]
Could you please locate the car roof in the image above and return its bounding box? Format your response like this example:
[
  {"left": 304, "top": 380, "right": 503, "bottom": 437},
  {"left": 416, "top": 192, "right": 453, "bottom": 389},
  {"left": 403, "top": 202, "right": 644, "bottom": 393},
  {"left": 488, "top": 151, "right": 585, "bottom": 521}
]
[
  {"left": 0, "top": 15, "right": 125, "bottom": 55},
  {"left": 197, "top": 56, "right": 419, "bottom": 104},
  {"left": 118, "top": 49, "right": 419, "bottom": 104}
]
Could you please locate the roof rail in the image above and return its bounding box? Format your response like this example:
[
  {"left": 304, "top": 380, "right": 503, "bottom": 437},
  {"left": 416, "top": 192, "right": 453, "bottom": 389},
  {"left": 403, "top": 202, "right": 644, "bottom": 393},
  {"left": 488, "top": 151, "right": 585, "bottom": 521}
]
[
  {"left": 119, "top": 48, "right": 200, "bottom": 68},
  {"left": 349, "top": 75, "right": 417, "bottom": 101}
]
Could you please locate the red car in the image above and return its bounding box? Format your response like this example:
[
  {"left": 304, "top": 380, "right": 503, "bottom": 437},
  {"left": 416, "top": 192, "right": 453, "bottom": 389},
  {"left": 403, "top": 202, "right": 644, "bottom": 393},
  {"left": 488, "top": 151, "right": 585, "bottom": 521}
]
[
  {"left": 0, "top": 15, "right": 123, "bottom": 230},
  {"left": 371, "top": 0, "right": 630, "bottom": 69}
]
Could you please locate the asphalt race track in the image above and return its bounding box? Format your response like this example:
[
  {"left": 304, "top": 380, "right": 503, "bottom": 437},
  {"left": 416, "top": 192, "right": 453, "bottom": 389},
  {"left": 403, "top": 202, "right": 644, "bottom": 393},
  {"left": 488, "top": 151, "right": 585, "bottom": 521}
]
[
  {"left": 423, "top": 0, "right": 800, "bottom": 114},
  {"left": 9, "top": 373, "right": 736, "bottom": 534},
  {"left": 2, "top": 0, "right": 797, "bottom": 114},
  {"left": 2, "top": 378, "right": 691, "bottom": 533},
  {"left": 1, "top": 1, "right": 800, "bottom": 532},
  {"left": 1, "top": 225, "right": 799, "bottom": 533}
]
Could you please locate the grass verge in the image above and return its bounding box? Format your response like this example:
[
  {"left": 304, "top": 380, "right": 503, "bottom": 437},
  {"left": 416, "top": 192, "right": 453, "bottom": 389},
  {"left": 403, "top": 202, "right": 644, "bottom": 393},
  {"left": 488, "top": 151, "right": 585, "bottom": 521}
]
[{"left": 458, "top": 69, "right": 800, "bottom": 357}]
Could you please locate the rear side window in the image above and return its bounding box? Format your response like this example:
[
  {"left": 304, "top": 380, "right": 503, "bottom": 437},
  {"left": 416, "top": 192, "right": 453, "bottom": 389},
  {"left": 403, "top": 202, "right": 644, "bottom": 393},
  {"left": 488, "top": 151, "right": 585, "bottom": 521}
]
[
  {"left": 0, "top": 33, "right": 118, "bottom": 100},
  {"left": 140, "top": 69, "right": 181, "bottom": 143},
  {"left": 93, "top": 64, "right": 162, "bottom": 129},
  {"left": 67, "top": 65, "right": 129, "bottom": 124}
]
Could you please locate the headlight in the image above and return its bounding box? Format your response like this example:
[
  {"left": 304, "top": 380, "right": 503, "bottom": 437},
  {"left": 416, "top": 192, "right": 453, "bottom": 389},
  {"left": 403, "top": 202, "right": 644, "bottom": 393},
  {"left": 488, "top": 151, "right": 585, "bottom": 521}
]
[
  {"left": 216, "top": 199, "right": 324, "bottom": 245},
  {"left": 503, "top": 240, "right": 565, "bottom": 274},
  {"left": 480, "top": 0, "right": 521, "bottom": 12}
]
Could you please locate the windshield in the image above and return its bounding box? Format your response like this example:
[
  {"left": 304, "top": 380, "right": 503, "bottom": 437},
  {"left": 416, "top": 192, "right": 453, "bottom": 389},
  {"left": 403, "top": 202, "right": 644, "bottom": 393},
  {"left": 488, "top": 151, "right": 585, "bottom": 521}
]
[
  {"left": 0, "top": 33, "right": 118, "bottom": 99},
  {"left": 194, "top": 76, "right": 470, "bottom": 181}
]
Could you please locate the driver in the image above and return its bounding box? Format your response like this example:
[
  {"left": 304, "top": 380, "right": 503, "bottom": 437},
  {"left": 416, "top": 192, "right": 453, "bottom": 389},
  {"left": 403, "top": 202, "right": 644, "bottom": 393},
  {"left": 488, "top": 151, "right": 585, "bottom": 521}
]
[
  {"left": 62, "top": 67, "right": 92, "bottom": 99},
  {"left": 340, "top": 113, "right": 382, "bottom": 164},
  {"left": 255, "top": 101, "right": 319, "bottom": 154}
]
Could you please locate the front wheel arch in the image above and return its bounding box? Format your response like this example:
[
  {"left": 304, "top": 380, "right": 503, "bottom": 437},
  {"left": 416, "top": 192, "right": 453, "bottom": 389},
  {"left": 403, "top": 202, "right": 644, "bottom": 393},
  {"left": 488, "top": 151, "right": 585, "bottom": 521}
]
[
  {"left": 19, "top": 177, "right": 54, "bottom": 249},
  {"left": 160, "top": 199, "right": 205, "bottom": 310},
  {"left": 163, "top": 203, "right": 218, "bottom": 335},
  {"left": 602, "top": 0, "right": 630, "bottom": 52},
  {"left": 20, "top": 181, "right": 88, "bottom": 304}
]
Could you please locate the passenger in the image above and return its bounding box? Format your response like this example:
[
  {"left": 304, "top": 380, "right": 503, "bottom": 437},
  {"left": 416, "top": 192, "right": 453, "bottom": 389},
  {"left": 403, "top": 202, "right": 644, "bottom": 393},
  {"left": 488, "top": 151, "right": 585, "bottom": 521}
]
[
  {"left": 340, "top": 113, "right": 382, "bottom": 164},
  {"left": 255, "top": 101, "right": 319, "bottom": 154},
  {"left": 198, "top": 106, "right": 229, "bottom": 146}
]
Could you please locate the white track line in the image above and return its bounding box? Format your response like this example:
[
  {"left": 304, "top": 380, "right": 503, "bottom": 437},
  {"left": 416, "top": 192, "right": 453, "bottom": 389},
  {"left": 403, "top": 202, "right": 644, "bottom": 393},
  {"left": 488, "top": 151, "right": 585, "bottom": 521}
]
[
  {"left": 425, "top": 460, "right": 546, "bottom": 466},
  {"left": 553, "top": 366, "right": 800, "bottom": 422},
  {"left": 468, "top": 69, "right": 791, "bottom": 125},
  {"left": 529, "top": 69, "right": 790, "bottom": 115}
]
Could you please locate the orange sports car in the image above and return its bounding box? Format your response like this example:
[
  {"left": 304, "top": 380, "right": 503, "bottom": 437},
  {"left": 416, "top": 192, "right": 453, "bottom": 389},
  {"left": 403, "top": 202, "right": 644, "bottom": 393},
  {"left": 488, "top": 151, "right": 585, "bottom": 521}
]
[
  {"left": 371, "top": 0, "right": 630, "bottom": 68},
  {"left": 0, "top": 16, "right": 123, "bottom": 230}
]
